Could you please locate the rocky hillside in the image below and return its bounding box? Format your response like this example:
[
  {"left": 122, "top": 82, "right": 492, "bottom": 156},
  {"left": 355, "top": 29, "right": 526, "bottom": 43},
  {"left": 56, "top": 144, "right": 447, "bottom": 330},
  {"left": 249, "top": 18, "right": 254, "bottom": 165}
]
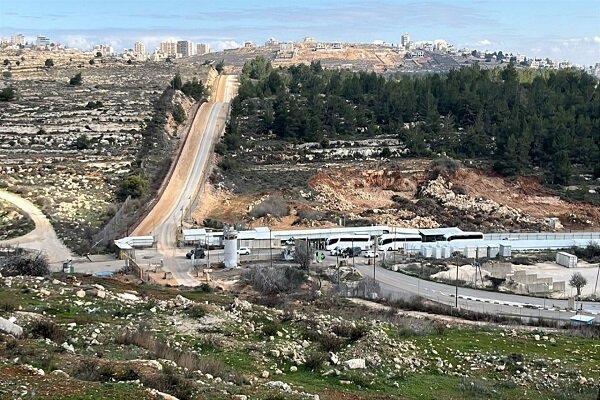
[{"left": 1, "top": 272, "right": 598, "bottom": 400}]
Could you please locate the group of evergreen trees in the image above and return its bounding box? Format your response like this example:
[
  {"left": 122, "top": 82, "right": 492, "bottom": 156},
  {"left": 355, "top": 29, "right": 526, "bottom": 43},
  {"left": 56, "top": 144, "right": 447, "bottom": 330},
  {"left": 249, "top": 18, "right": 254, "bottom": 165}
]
[{"left": 226, "top": 57, "right": 600, "bottom": 183}]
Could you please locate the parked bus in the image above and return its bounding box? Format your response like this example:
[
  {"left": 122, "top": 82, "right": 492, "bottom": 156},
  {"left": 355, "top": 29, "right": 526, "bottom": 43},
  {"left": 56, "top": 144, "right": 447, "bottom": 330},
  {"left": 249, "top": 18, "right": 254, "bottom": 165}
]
[
  {"left": 325, "top": 234, "right": 372, "bottom": 252},
  {"left": 444, "top": 231, "right": 484, "bottom": 243},
  {"left": 377, "top": 233, "right": 422, "bottom": 251}
]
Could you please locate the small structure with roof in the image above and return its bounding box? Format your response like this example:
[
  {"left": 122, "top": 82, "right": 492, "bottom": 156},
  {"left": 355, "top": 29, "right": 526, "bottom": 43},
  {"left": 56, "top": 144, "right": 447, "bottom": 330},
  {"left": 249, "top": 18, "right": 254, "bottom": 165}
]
[{"left": 570, "top": 314, "right": 596, "bottom": 326}]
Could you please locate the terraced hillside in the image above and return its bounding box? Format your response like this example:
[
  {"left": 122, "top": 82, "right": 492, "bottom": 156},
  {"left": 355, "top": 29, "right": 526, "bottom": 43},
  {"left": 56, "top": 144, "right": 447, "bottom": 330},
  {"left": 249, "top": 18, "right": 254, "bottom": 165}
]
[{"left": 0, "top": 57, "right": 211, "bottom": 253}]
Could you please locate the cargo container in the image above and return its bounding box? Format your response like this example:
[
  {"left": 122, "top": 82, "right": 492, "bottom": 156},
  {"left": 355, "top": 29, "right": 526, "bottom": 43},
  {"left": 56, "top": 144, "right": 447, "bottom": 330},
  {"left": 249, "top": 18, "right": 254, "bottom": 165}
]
[{"left": 556, "top": 252, "right": 577, "bottom": 268}]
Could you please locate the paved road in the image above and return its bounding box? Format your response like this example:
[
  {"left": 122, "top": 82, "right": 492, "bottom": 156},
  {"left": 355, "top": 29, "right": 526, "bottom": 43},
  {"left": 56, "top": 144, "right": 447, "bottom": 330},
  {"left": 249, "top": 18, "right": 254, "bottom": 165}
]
[
  {"left": 353, "top": 263, "right": 600, "bottom": 321},
  {"left": 133, "top": 75, "right": 238, "bottom": 285},
  {"left": 0, "top": 190, "right": 72, "bottom": 263}
]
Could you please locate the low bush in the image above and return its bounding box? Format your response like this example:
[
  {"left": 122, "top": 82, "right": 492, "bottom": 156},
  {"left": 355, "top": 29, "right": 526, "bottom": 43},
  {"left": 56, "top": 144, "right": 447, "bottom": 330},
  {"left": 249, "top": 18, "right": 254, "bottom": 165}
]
[
  {"left": 0, "top": 297, "right": 17, "bottom": 312},
  {"left": 243, "top": 265, "right": 306, "bottom": 295},
  {"left": 261, "top": 321, "right": 279, "bottom": 337},
  {"left": 304, "top": 351, "right": 326, "bottom": 371},
  {"left": 248, "top": 196, "right": 290, "bottom": 219},
  {"left": 186, "top": 304, "right": 209, "bottom": 319},
  {"left": 331, "top": 324, "right": 367, "bottom": 342},
  {"left": 0, "top": 252, "right": 50, "bottom": 276},
  {"left": 28, "top": 319, "right": 66, "bottom": 343}
]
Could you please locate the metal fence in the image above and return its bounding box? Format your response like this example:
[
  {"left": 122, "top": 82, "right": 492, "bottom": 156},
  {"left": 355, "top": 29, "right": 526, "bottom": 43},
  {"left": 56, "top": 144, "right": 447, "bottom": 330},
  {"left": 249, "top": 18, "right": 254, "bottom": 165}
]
[{"left": 484, "top": 232, "right": 600, "bottom": 241}]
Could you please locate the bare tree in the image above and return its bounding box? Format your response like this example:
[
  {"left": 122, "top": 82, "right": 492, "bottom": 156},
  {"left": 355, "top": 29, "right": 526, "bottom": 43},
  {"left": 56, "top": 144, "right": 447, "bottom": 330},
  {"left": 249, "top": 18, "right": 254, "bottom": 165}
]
[
  {"left": 357, "top": 276, "right": 381, "bottom": 298},
  {"left": 294, "top": 239, "right": 312, "bottom": 270},
  {"left": 569, "top": 272, "right": 588, "bottom": 297}
]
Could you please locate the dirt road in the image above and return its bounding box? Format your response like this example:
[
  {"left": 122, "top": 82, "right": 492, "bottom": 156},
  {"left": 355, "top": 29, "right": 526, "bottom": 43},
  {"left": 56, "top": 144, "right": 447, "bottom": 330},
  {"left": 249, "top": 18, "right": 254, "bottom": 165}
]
[
  {"left": 0, "top": 190, "right": 73, "bottom": 263},
  {"left": 133, "top": 74, "right": 238, "bottom": 285}
]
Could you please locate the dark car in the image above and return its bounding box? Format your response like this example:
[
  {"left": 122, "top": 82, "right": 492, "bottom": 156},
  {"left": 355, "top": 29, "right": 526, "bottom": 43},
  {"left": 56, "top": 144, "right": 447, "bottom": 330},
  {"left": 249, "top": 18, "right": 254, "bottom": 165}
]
[
  {"left": 186, "top": 248, "right": 205, "bottom": 259},
  {"left": 342, "top": 247, "right": 362, "bottom": 258}
]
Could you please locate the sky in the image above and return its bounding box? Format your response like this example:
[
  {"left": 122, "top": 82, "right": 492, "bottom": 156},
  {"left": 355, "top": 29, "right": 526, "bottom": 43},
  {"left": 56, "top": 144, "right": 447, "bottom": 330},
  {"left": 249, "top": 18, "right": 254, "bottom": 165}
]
[{"left": 1, "top": 0, "right": 599, "bottom": 65}]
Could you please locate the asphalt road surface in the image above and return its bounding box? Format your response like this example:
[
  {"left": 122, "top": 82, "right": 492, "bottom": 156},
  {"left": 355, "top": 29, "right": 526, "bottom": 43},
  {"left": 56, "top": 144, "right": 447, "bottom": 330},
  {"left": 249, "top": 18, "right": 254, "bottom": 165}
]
[
  {"left": 133, "top": 75, "right": 238, "bottom": 285},
  {"left": 353, "top": 262, "right": 599, "bottom": 321},
  {"left": 0, "top": 189, "right": 73, "bottom": 263}
]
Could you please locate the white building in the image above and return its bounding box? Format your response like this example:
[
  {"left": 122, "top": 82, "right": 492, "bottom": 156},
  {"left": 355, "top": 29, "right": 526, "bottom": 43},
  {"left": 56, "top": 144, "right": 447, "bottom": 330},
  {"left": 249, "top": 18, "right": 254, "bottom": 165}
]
[
  {"left": 159, "top": 41, "right": 177, "bottom": 57},
  {"left": 265, "top": 37, "right": 280, "bottom": 46},
  {"left": 176, "top": 40, "right": 194, "bottom": 57},
  {"left": 401, "top": 32, "right": 410, "bottom": 49},
  {"left": 36, "top": 35, "right": 50, "bottom": 49},
  {"left": 196, "top": 43, "right": 210, "bottom": 55},
  {"left": 94, "top": 44, "right": 114, "bottom": 56},
  {"left": 11, "top": 34, "right": 25, "bottom": 46},
  {"left": 134, "top": 41, "right": 145, "bottom": 55}
]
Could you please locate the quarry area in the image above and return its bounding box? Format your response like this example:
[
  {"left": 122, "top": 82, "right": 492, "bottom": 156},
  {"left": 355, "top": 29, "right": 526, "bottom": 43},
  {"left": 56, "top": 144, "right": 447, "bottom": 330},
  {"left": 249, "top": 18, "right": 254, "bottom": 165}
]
[{"left": 1, "top": 272, "right": 599, "bottom": 400}]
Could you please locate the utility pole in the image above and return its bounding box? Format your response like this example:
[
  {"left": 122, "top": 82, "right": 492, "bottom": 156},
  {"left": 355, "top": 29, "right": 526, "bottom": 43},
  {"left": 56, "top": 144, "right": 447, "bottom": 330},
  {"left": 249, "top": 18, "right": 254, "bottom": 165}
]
[
  {"left": 455, "top": 264, "right": 459, "bottom": 309},
  {"left": 594, "top": 263, "right": 600, "bottom": 300},
  {"left": 269, "top": 227, "right": 273, "bottom": 269}
]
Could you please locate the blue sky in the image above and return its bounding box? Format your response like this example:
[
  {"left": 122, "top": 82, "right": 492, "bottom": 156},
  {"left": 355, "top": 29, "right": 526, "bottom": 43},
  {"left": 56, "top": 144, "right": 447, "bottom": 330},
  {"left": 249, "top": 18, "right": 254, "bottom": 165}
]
[{"left": 1, "top": 0, "right": 599, "bottom": 65}]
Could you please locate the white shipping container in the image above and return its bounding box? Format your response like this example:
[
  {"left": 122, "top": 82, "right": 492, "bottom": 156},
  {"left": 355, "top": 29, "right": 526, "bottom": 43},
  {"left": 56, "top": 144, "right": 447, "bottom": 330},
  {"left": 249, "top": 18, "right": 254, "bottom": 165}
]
[
  {"left": 556, "top": 252, "right": 577, "bottom": 268},
  {"left": 421, "top": 246, "right": 433, "bottom": 258},
  {"left": 499, "top": 244, "right": 511, "bottom": 257}
]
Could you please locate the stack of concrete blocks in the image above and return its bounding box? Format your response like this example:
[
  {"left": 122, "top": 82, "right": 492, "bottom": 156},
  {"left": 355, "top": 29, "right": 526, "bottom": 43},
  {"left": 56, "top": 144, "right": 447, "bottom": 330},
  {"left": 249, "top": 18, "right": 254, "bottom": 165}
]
[
  {"left": 482, "top": 261, "right": 511, "bottom": 279},
  {"left": 527, "top": 277, "right": 553, "bottom": 294},
  {"left": 553, "top": 281, "right": 566, "bottom": 292}
]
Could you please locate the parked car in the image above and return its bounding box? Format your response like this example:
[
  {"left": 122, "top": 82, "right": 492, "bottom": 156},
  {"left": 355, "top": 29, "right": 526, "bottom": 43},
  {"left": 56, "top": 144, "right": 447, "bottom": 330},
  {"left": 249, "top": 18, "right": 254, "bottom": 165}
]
[
  {"left": 363, "top": 250, "right": 379, "bottom": 258},
  {"left": 186, "top": 248, "right": 205, "bottom": 259},
  {"left": 237, "top": 247, "right": 251, "bottom": 255},
  {"left": 330, "top": 247, "right": 341, "bottom": 256}
]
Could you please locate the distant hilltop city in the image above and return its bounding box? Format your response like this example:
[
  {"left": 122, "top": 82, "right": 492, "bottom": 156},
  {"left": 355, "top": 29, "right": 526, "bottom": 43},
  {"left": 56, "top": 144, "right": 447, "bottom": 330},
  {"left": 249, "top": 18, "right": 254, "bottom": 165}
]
[{"left": 2, "top": 32, "right": 600, "bottom": 77}]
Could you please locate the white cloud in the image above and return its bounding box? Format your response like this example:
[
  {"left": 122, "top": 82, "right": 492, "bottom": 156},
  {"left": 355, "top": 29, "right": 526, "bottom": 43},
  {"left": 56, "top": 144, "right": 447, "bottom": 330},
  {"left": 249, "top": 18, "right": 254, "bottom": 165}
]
[
  {"left": 477, "top": 39, "right": 492, "bottom": 46},
  {"left": 61, "top": 34, "right": 95, "bottom": 50},
  {"left": 210, "top": 40, "right": 242, "bottom": 51},
  {"left": 594, "top": 36, "right": 600, "bottom": 44}
]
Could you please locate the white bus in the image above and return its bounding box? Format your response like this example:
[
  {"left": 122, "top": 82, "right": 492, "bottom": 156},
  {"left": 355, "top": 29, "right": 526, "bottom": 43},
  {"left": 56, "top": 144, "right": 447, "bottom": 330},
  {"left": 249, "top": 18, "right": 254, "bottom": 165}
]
[
  {"left": 377, "top": 233, "right": 422, "bottom": 251},
  {"left": 325, "top": 234, "right": 372, "bottom": 252},
  {"left": 444, "top": 231, "right": 484, "bottom": 243}
]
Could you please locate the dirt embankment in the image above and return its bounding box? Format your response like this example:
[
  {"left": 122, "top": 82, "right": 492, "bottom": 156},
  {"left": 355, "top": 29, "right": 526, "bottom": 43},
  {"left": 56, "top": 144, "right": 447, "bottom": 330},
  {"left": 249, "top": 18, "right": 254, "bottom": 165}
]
[
  {"left": 198, "top": 159, "right": 600, "bottom": 232},
  {"left": 451, "top": 169, "right": 600, "bottom": 229}
]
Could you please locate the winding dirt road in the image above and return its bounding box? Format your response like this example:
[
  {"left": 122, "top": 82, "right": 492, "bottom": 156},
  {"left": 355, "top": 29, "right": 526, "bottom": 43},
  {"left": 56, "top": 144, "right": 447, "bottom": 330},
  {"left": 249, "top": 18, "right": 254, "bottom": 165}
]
[
  {"left": 133, "top": 74, "right": 238, "bottom": 285},
  {"left": 0, "top": 190, "right": 73, "bottom": 263}
]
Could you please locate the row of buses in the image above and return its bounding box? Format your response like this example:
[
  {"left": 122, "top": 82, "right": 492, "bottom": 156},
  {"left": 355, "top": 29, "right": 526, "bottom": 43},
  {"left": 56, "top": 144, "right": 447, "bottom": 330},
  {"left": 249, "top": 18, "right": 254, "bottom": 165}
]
[{"left": 325, "top": 228, "right": 484, "bottom": 253}]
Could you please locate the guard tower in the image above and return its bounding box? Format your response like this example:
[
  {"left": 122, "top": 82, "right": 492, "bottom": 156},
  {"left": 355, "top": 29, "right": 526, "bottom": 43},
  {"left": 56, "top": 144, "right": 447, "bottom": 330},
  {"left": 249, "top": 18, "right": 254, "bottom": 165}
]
[{"left": 223, "top": 226, "right": 238, "bottom": 268}]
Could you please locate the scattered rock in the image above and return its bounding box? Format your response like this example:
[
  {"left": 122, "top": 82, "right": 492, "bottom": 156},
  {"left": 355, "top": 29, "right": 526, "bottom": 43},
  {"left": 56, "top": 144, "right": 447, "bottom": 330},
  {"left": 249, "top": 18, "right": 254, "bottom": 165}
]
[
  {"left": 344, "top": 358, "right": 366, "bottom": 369},
  {"left": 266, "top": 380, "right": 291, "bottom": 391},
  {"left": 0, "top": 316, "right": 23, "bottom": 337}
]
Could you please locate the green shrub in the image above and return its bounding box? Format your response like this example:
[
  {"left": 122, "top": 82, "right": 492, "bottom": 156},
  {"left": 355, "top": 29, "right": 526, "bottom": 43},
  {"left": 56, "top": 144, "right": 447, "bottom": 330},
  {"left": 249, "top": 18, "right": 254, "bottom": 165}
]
[
  {"left": 69, "top": 72, "right": 82, "bottom": 86},
  {"left": 172, "top": 104, "right": 186, "bottom": 124},
  {"left": 74, "top": 134, "right": 91, "bottom": 149},
  {"left": 117, "top": 174, "right": 148, "bottom": 200},
  {"left": 0, "top": 87, "right": 15, "bottom": 101}
]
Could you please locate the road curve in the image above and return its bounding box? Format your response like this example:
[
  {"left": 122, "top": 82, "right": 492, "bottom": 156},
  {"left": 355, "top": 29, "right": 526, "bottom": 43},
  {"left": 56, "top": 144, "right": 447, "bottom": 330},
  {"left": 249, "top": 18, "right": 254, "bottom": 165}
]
[
  {"left": 0, "top": 190, "right": 73, "bottom": 263},
  {"left": 354, "top": 264, "right": 600, "bottom": 321},
  {"left": 133, "top": 75, "right": 238, "bottom": 285}
]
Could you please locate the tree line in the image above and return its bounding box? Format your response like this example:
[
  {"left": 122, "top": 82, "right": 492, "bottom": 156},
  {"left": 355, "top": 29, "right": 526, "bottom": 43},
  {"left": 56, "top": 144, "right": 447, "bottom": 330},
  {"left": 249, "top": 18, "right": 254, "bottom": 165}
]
[{"left": 225, "top": 57, "right": 600, "bottom": 184}]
